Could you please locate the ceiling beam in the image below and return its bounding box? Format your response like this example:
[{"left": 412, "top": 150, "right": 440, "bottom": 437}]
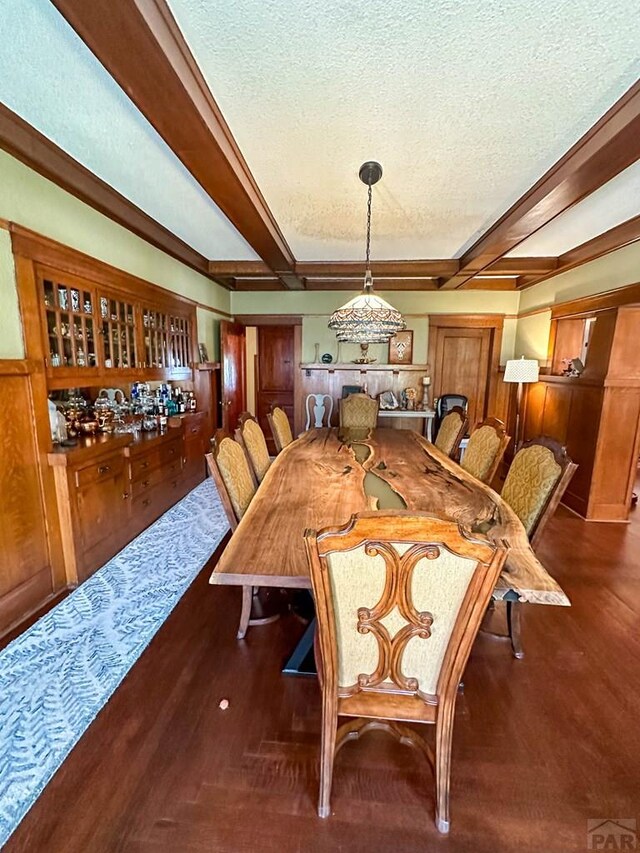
[
  {"left": 295, "top": 260, "right": 459, "bottom": 278},
  {"left": 51, "top": 0, "right": 303, "bottom": 288},
  {"left": 487, "top": 257, "right": 558, "bottom": 275},
  {"left": 303, "top": 277, "right": 440, "bottom": 291},
  {"left": 440, "top": 80, "right": 640, "bottom": 289},
  {"left": 516, "top": 213, "right": 640, "bottom": 289},
  {"left": 0, "top": 103, "right": 222, "bottom": 281}
]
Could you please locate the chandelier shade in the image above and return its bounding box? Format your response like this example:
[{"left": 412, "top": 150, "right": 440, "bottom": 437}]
[{"left": 328, "top": 162, "right": 405, "bottom": 345}]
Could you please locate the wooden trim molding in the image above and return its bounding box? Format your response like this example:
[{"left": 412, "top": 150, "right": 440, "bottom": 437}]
[
  {"left": 0, "top": 103, "right": 217, "bottom": 282},
  {"left": 440, "top": 80, "right": 640, "bottom": 289},
  {"left": 233, "top": 314, "right": 303, "bottom": 326},
  {"left": 427, "top": 314, "right": 505, "bottom": 329},
  {"left": 549, "top": 280, "right": 640, "bottom": 319},
  {"left": 52, "top": 0, "right": 299, "bottom": 286}
]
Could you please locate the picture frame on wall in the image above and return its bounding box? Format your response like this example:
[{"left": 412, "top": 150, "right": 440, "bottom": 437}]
[{"left": 388, "top": 330, "right": 413, "bottom": 364}]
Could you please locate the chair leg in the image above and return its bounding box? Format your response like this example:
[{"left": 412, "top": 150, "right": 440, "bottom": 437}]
[
  {"left": 506, "top": 600, "right": 524, "bottom": 659},
  {"left": 318, "top": 695, "right": 337, "bottom": 819},
  {"left": 434, "top": 706, "right": 454, "bottom": 834},
  {"left": 236, "top": 585, "right": 252, "bottom": 640}
]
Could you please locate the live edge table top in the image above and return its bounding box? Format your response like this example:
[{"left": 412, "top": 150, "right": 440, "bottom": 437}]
[{"left": 210, "top": 428, "right": 570, "bottom": 607}]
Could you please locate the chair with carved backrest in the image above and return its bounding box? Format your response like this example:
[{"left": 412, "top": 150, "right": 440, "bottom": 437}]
[
  {"left": 338, "top": 393, "right": 379, "bottom": 430},
  {"left": 267, "top": 404, "right": 294, "bottom": 453},
  {"left": 304, "top": 512, "right": 508, "bottom": 833},
  {"left": 206, "top": 430, "right": 279, "bottom": 638},
  {"left": 496, "top": 436, "right": 577, "bottom": 657},
  {"left": 461, "top": 417, "right": 510, "bottom": 486},
  {"left": 434, "top": 406, "right": 468, "bottom": 458},
  {"left": 305, "top": 394, "right": 334, "bottom": 430},
  {"left": 235, "top": 412, "right": 271, "bottom": 484}
]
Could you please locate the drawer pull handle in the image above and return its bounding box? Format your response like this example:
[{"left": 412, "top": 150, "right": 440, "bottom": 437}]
[
  {"left": 190, "top": 427, "right": 198, "bottom": 434},
  {"left": 141, "top": 461, "right": 149, "bottom": 468},
  {"left": 142, "top": 479, "right": 150, "bottom": 487},
  {"left": 142, "top": 498, "right": 151, "bottom": 507},
  {"left": 98, "top": 464, "right": 111, "bottom": 474},
  {"left": 123, "top": 492, "right": 130, "bottom": 500}
]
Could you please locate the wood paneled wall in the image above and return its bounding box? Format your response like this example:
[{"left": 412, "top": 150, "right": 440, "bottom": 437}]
[{"left": 0, "top": 362, "right": 60, "bottom": 634}]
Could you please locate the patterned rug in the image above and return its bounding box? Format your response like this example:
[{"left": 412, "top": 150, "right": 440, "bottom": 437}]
[{"left": 0, "top": 478, "right": 229, "bottom": 848}]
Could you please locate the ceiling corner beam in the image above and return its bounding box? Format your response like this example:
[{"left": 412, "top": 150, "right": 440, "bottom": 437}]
[
  {"left": 440, "top": 80, "right": 640, "bottom": 289},
  {"left": 51, "top": 0, "right": 299, "bottom": 283}
]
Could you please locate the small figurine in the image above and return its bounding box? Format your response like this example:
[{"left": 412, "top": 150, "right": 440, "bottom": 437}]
[{"left": 404, "top": 386, "right": 417, "bottom": 411}]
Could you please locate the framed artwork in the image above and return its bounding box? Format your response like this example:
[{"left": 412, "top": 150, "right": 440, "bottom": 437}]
[
  {"left": 388, "top": 330, "right": 413, "bottom": 364},
  {"left": 198, "top": 343, "right": 209, "bottom": 363}
]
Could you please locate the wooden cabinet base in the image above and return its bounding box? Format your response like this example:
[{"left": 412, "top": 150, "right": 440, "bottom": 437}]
[{"left": 49, "top": 415, "right": 208, "bottom": 587}]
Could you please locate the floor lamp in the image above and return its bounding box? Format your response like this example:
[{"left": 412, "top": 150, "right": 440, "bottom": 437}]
[{"left": 503, "top": 357, "right": 539, "bottom": 450}]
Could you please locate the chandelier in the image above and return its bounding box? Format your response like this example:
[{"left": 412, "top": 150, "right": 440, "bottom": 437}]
[{"left": 328, "top": 161, "right": 405, "bottom": 344}]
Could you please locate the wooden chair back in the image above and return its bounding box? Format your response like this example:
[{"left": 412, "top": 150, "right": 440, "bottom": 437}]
[
  {"left": 205, "top": 429, "right": 256, "bottom": 530},
  {"left": 305, "top": 511, "right": 508, "bottom": 831},
  {"left": 267, "top": 405, "right": 294, "bottom": 453},
  {"left": 461, "top": 417, "right": 510, "bottom": 485},
  {"left": 338, "top": 393, "right": 379, "bottom": 429},
  {"left": 235, "top": 412, "right": 271, "bottom": 484},
  {"left": 502, "top": 436, "right": 577, "bottom": 547},
  {"left": 434, "top": 406, "right": 468, "bottom": 458},
  {"left": 305, "top": 393, "right": 334, "bottom": 429}
]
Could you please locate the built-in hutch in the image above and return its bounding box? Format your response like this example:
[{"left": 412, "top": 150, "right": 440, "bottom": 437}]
[{"left": 0, "top": 225, "right": 219, "bottom": 636}]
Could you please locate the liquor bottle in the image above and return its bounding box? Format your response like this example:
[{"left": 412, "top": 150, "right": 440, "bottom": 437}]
[{"left": 188, "top": 391, "right": 196, "bottom": 411}]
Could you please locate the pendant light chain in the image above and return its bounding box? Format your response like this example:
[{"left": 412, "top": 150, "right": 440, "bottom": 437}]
[{"left": 365, "top": 182, "right": 373, "bottom": 271}]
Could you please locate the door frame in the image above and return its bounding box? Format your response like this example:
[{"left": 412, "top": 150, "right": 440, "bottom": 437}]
[
  {"left": 234, "top": 315, "right": 303, "bottom": 435},
  {"left": 427, "top": 314, "right": 505, "bottom": 426}
]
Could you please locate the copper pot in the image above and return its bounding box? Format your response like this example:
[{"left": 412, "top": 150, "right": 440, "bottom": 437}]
[{"left": 80, "top": 420, "right": 99, "bottom": 435}]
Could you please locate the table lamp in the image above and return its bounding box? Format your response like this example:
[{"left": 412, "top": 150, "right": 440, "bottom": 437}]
[{"left": 503, "top": 357, "right": 539, "bottom": 449}]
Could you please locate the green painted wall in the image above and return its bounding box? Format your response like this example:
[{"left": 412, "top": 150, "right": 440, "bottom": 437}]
[
  {"left": 0, "top": 149, "right": 230, "bottom": 360},
  {"left": 231, "top": 289, "right": 520, "bottom": 364}
]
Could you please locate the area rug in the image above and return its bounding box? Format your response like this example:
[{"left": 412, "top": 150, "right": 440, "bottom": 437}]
[{"left": 0, "top": 478, "right": 229, "bottom": 848}]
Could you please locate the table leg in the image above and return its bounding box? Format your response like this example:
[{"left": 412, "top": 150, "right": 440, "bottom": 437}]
[{"left": 282, "top": 617, "right": 317, "bottom": 677}]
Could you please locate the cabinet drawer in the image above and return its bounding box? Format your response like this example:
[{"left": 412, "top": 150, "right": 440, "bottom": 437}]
[
  {"left": 184, "top": 411, "right": 207, "bottom": 438},
  {"left": 75, "top": 453, "right": 125, "bottom": 489},
  {"left": 129, "top": 449, "right": 161, "bottom": 482},
  {"left": 130, "top": 465, "right": 163, "bottom": 499},
  {"left": 160, "top": 438, "right": 182, "bottom": 465}
]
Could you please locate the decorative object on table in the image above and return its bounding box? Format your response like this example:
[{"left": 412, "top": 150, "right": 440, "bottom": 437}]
[
  {"left": 404, "top": 386, "right": 417, "bottom": 411},
  {"left": 198, "top": 343, "right": 209, "bottom": 363},
  {"left": 378, "top": 389, "right": 399, "bottom": 410},
  {"left": 321, "top": 352, "right": 333, "bottom": 364},
  {"left": 328, "top": 162, "right": 405, "bottom": 344},
  {"left": 314, "top": 343, "right": 321, "bottom": 363},
  {"left": 421, "top": 371, "right": 432, "bottom": 410},
  {"left": 503, "top": 357, "right": 539, "bottom": 449},
  {"left": 352, "top": 343, "right": 376, "bottom": 364},
  {"left": 389, "top": 329, "right": 414, "bottom": 364},
  {"left": 336, "top": 341, "right": 343, "bottom": 363},
  {"left": 562, "top": 356, "right": 584, "bottom": 377}
]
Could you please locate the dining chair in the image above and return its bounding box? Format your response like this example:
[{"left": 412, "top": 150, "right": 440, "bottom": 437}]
[
  {"left": 206, "top": 430, "right": 279, "bottom": 639},
  {"left": 498, "top": 436, "right": 577, "bottom": 657},
  {"left": 267, "top": 404, "right": 294, "bottom": 453},
  {"left": 434, "top": 394, "right": 468, "bottom": 436},
  {"left": 305, "top": 511, "right": 508, "bottom": 833},
  {"left": 305, "top": 393, "right": 334, "bottom": 429},
  {"left": 460, "top": 417, "right": 510, "bottom": 485},
  {"left": 433, "top": 406, "right": 468, "bottom": 458},
  {"left": 338, "top": 392, "right": 379, "bottom": 429},
  {"left": 235, "top": 412, "right": 271, "bottom": 484}
]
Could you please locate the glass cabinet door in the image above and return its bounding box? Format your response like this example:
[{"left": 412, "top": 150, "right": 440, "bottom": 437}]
[
  {"left": 43, "top": 277, "right": 97, "bottom": 369},
  {"left": 100, "top": 295, "right": 138, "bottom": 369}
]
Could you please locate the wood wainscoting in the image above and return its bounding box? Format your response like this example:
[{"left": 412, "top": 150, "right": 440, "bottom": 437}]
[
  {"left": 0, "top": 360, "right": 61, "bottom": 635},
  {"left": 524, "top": 306, "right": 640, "bottom": 521}
]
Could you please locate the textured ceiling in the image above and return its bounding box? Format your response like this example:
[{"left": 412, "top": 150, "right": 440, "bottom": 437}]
[
  {"left": 506, "top": 159, "right": 640, "bottom": 257},
  {"left": 168, "top": 0, "right": 640, "bottom": 261},
  {"left": 0, "top": 0, "right": 258, "bottom": 261}
]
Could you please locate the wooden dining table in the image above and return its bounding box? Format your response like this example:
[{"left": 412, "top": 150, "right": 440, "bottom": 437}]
[{"left": 210, "top": 427, "right": 570, "bottom": 608}]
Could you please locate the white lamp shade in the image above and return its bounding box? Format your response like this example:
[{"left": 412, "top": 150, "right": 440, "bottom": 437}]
[{"left": 503, "top": 358, "right": 539, "bottom": 384}]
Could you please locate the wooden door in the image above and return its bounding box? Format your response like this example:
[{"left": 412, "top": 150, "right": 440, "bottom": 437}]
[
  {"left": 221, "top": 321, "right": 246, "bottom": 433},
  {"left": 432, "top": 327, "right": 492, "bottom": 428},
  {"left": 257, "top": 325, "right": 295, "bottom": 453}
]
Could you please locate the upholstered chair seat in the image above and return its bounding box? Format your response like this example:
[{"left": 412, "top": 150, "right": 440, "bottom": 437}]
[
  {"left": 305, "top": 512, "right": 508, "bottom": 834},
  {"left": 339, "top": 393, "right": 379, "bottom": 429},
  {"left": 236, "top": 413, "right": 271, "bottom": 483},
  {"left": 268, "top": 405, "right": 294, "bottom": 453},
  {"left": 461, "top": 418, "right": 510, "bottom": 485},
  {"left": 433, "top": 406, "right": 468, "bottom": 458}
]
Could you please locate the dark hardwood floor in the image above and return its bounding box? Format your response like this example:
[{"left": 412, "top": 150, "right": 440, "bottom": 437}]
[{"left": 5, "top": 498, "right": 640, "bottom": 852}]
